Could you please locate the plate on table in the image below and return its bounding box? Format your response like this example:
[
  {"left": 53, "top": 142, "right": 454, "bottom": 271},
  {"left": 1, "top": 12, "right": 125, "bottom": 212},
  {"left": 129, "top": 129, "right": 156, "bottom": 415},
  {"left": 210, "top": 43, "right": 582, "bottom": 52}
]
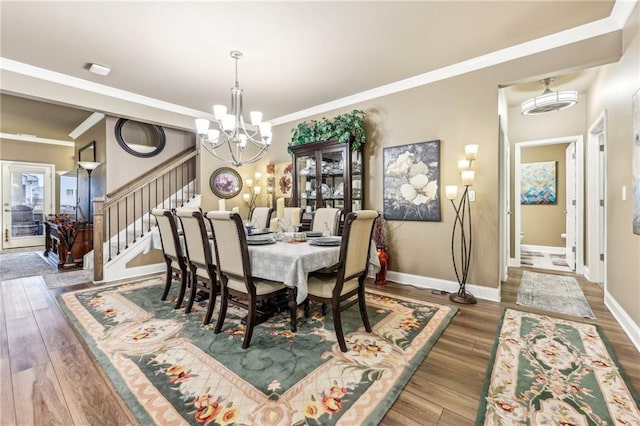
[
  {"left": 305, "top": 231, "right": 323, "bottom": 238},
  {"left": 309, "top": 237, "right": 342, "bottom": 246},
  {"left": 246, "top": 235, "right": 276, "bottom": 245},
  {"left": 248, "top": 228, "right": 271, "bottom": 236}
]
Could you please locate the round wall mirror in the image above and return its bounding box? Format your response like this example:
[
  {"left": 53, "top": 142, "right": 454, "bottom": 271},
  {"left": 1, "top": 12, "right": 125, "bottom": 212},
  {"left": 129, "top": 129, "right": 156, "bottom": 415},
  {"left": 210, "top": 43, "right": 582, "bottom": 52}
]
[{"left": 115, "top": 118, "right": 166, "bottom": 158}]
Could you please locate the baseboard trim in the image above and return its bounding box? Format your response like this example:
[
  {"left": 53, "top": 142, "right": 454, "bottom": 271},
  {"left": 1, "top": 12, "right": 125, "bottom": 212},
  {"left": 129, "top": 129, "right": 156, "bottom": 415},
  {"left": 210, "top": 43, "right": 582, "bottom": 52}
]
[
  {"left": 386, "top": 270, "right": 501, "bottom": 302},
  {"left": 521, "top": 244, "right": 565, "bottom": 254},
  {"left": 604, "top": 290, "right": 640, "bottom": 353}
]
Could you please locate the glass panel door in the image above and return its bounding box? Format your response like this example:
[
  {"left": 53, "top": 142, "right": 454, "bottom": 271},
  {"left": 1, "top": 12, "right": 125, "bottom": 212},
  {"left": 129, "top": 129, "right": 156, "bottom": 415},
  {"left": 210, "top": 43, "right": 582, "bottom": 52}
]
[
  {"left": 296, "top": 154, "right": 316, "bottom": 213},
  {"left": 1, "top": 162, "right": 54, "bottom": 249},
  {"left": 351, "top": 150, "right": 362, "bottom": 211},
  {"left": 320, "top": 149, "right": 345, "bottom": 211}
]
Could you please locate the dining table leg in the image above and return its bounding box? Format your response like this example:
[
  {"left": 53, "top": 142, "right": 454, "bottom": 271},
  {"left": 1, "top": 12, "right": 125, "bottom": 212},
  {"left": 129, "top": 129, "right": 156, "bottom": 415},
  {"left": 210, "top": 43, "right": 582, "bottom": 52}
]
[{"left": 288, "top": 287, "right": 298, "bottom": 332}]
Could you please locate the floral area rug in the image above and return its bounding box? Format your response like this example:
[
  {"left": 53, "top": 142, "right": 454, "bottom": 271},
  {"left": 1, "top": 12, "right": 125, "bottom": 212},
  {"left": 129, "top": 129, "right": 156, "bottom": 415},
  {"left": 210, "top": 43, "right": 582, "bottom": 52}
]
[
  {"left": 58, "top": 276, "right": 457, "bottom": 425},
  {"left": 517, "top": 271, "right": 595, "bottom": 319},
  {"left": 476, "top": 308, "right": 640, "bottom": 425}
]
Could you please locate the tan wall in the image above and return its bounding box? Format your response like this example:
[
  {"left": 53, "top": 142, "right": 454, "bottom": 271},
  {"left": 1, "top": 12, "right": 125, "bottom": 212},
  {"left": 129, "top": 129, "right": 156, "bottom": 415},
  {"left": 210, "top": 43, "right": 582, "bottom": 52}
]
[
  {"left": 586, "top": 5, "right": 640, "bottom": 327},
  {"left": 74, "top": 120, "right": 106, "bottom": 221},
  {"left": 105, "top": 116, "right": 195, "bottom": 194},
  {"left": 0, "top": 138, "right": 75, "bottom": 212},
  {"left": 520, "top": 144, "right": 569, "bottom": 247}
]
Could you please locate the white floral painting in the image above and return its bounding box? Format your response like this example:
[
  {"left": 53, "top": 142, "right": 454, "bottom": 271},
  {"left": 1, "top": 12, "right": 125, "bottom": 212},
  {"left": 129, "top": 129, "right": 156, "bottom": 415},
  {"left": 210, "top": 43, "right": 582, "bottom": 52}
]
[{"left": 383, "top": 140, "right": 440, "bottom": 221}]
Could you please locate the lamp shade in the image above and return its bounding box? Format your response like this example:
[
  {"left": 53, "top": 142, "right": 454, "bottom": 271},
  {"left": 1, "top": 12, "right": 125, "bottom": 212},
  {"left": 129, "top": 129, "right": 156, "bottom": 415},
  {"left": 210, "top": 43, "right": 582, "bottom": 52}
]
[
  {"left": 464, "top": 144, "right": 478, "bottom": 160},
  {"left": 461, "top": 170, "right": 475, "bottom": 186},
  {"left": 78, "top": 161, "right": 101, "bottom": 171},
  {"left": 445, "top": 185, "right": 458, "bottom": 200}
]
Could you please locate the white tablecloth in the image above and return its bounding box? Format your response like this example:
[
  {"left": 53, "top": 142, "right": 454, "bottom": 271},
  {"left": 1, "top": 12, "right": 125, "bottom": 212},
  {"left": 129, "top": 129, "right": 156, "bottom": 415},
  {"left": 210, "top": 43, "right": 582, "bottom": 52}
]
[{"left": 149, "top": 229, "right": 380, "bottom": 304}]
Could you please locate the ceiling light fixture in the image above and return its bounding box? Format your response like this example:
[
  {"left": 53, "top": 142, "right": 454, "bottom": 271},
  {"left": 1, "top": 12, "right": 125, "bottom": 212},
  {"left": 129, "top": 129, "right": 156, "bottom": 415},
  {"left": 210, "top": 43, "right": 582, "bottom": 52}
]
[
  {"left": 195, "top": 50, "right": 272, "bottom": 167},
  {"left": 521, "top": 78, "right": 578, "bottom": 115},
  {"left": 89, "top": 63, "right": 111, "bottom": 76}
]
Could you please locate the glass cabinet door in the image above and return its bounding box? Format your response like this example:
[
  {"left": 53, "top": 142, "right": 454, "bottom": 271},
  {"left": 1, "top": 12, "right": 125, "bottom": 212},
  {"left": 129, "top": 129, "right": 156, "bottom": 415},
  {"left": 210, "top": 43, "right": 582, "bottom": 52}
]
[
  {"left": 320, "top": 149, "right": 345, "bottom": 211},
  {"left": 351, "top": 150, "right": 362, "bottom": 211},
  {"left": 296, "top": 154, "right": 316, "bottom": 213}
]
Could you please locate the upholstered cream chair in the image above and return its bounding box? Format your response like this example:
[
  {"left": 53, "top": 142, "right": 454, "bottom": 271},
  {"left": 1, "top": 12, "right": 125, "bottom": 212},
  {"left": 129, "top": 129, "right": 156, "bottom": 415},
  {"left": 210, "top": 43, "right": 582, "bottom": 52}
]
[
  {"left": 306, "top": 210, "right": 378, "bottom": 352},
  {"left": 151, "top": 209, "right": 189, "bottom": 309},
  {"left": 206, "top": 211, "right": 295, "bottom": 349},
  {"left": 175, "top": 207, "right": 218, "bottom": 324},
  {"left": 250, "top": 207, "right": 273, "bottom": 229},
  {"left": 311, "top": 207, "right": 342, "bottom": 235}
]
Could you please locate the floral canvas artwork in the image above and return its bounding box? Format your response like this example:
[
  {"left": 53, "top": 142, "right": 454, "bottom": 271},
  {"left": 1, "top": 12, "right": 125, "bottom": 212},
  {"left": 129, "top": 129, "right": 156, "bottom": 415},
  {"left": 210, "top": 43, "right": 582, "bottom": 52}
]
[
  {"left": 633, "top": 89, "right": 640, "bottom": 235},
  {"left": 383, "top": 140, "right": 440, "bottom": 221},
  {"left": 520, "top": 161, "right": 557, "bottom": 205},
  {"left": 274, "top": 162, "right": 293, "bottom": 200}
]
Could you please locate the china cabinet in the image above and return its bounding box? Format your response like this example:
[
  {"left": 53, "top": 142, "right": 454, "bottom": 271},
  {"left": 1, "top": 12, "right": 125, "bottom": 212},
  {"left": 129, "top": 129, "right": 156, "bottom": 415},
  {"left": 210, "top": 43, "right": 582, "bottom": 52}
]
[{"left": 291, "top": 139, "right": 363, "bottom": 220}]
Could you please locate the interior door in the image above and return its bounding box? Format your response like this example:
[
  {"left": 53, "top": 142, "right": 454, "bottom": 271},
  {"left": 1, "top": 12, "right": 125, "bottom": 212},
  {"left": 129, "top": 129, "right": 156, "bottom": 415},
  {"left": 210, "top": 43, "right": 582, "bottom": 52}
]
[
  {"left": 565, "top": 143, "right": 577, "bottom": 270},
  {"left": 1, "top": 162, "right": 54, "bottom": 249}
]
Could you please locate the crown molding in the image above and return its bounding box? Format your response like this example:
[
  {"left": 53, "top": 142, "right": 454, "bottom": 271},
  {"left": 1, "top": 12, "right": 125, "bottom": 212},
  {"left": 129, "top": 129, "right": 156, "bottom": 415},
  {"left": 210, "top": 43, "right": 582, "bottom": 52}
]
[{"left": 0, "top": 132, "right": 75, "bottom": 146}]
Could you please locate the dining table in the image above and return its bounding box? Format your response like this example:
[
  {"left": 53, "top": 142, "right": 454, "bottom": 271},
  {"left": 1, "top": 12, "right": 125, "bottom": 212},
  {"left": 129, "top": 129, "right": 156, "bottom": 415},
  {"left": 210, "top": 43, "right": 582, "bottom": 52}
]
[{"left": 149, "top": 229, "right": 380, "bottom": 305}]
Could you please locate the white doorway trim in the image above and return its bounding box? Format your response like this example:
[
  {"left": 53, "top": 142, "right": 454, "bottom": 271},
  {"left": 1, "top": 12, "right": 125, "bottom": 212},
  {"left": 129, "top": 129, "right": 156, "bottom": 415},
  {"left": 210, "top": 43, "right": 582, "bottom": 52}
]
[
  {"left": 586, "top": 111, "right": 607, "bottom": 285},
  {"left": 514, "top": 135, "right": 584, "bottom": 274}
]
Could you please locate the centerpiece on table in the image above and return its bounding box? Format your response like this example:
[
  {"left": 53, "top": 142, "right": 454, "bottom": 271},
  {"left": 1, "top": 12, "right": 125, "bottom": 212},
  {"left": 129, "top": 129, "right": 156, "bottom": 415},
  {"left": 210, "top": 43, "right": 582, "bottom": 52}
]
[{"left": 48, "top": 214, "right": 85, "bottom": 266}]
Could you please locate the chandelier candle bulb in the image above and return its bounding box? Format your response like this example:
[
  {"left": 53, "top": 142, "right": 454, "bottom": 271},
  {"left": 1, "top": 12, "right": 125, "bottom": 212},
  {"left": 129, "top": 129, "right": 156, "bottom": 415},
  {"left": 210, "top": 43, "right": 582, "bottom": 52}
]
[
  {"left": 465, "top": 144, "right": 478, "bottom": 160},
  {"left": 445, "top": 185, "right": 458, "bottom": 200},
  {"left": 461, "top": 170, "right": 475, "bottom": 186},
  {"left": 250, "top": 111, "right": 263, "bottom": 125},
  {"left": 213, "top": 105, "right": 227, "bottom": 120}
]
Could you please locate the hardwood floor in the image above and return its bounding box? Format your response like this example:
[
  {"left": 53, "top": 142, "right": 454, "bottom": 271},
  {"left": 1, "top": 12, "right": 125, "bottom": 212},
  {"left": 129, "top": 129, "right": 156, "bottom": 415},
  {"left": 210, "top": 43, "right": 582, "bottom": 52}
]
[{"left": 0, "top": 267, "right": 638, "bottom": 425}]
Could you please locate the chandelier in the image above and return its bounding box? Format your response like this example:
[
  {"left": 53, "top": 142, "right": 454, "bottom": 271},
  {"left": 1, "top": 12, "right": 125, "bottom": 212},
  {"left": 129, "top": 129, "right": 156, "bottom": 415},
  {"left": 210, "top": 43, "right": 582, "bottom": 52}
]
[
  {"left": 521, "top": 78, "right": 578, "bottom": 115},
  {"left": 195, "top": 50, "right": 272, "bottom": 167}
]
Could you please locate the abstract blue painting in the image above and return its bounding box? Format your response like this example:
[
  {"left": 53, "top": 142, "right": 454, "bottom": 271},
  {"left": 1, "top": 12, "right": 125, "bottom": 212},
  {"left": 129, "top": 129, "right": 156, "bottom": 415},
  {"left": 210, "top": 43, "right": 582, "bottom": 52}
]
[{"left": 521, "top": 161, "right": 557, "bottom": 205}]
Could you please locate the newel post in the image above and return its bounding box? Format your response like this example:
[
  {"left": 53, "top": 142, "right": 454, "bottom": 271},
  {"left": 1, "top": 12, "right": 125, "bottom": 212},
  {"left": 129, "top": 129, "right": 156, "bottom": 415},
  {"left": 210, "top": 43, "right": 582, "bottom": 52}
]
[{"left": 93, "top": 196, "right": 104, "bottom": 281}]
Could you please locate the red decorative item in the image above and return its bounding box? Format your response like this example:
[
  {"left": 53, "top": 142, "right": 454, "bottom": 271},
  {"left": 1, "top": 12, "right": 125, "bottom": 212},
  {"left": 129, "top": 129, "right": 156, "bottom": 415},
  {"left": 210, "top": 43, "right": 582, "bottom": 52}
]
[{"left": 375, "top": 246, "right": 388, "bottom": 285}]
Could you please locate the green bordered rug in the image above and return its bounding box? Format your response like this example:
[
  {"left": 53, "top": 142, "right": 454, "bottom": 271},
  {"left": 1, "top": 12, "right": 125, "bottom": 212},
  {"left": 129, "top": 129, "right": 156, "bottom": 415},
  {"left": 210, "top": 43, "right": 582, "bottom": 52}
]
[
  {"left": 476, "top": 308, "right": 640, "bottom": 425},
  {"left": 58, "top": 276, "right": 457, "bottom": 425}
]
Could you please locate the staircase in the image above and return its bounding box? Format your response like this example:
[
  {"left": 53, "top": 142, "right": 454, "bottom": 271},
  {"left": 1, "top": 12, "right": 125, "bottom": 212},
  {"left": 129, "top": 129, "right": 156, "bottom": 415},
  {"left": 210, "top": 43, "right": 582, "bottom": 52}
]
[{"left": 88, "top": 148, "right": 199, "bottom": 282}]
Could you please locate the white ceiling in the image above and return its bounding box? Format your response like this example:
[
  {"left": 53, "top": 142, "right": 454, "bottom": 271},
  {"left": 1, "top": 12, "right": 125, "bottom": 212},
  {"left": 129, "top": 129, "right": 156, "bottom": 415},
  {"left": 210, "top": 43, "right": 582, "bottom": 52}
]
[{"left": 0, "top": 1, "right": 630, "bottom": 142}]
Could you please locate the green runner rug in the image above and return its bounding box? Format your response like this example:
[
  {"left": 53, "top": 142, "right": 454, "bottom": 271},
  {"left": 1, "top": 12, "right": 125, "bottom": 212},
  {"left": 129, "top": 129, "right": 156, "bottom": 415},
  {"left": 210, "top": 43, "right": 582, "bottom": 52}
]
[
  {"left": 476, "top": 308, "right": 640, "bottom": 425},
  {"left": 58, "top": 276, "right": 457, "bottom": 425}
]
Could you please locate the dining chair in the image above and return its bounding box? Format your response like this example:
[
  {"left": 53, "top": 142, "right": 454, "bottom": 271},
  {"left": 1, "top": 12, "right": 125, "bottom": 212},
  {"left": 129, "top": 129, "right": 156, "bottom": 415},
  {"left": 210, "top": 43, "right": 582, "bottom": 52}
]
[
  {"left": 250, "top": 207, "right": 273, "bottom": 229},
  {"left": 206, "top": 211, "right": 295, "bottom": 349},
  {"left": 311, "top": 207, "right": 342, "bottom": 236},
  {"left": 305, "top": 210, "right": 379, "bottom": 352},
  {"left": 175, "top": 207, "right": 218, "bottom": 325},
  {"left": 151, "top": 208, "right": 189, "bottom": 309},
  {"left": 284, "top": 207, "right": 303, "bottom": 225}
]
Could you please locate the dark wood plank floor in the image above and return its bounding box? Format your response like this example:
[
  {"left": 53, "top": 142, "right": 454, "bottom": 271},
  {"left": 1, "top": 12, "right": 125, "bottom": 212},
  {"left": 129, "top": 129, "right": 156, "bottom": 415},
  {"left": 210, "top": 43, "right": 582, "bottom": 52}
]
[{"left": 0, "top": 267, "right": 638, "bottom": 425}]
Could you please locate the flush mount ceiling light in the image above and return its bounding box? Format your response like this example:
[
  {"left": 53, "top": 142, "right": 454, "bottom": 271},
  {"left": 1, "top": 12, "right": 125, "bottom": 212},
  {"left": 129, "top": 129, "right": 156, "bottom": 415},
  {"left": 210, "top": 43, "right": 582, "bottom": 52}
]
[
  {"left": 195, "top": 50, "right": 272, "bottom": 167},
  {"left": 89, "top": 63, "right": 110, "bottom": 76},
  {"left": 521, "top": 78, "right": 578, "bottom": 115}
]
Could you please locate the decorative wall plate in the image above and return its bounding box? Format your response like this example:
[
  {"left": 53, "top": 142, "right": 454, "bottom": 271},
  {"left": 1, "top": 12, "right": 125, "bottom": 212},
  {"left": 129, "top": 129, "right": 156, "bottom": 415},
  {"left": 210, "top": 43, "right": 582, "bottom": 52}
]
[{"left": 210, "top": 167, "right": 242, "bottom": 199}]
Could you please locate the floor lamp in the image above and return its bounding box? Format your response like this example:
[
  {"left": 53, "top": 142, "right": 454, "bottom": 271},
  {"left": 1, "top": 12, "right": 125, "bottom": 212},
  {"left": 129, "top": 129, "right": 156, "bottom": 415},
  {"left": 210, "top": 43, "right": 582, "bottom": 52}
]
[
  {"left": 445, "top": 144, "right": 478, "bottom": 304},
  {"left": 78, "top": 161, "right": 101, "bottom": 223}
]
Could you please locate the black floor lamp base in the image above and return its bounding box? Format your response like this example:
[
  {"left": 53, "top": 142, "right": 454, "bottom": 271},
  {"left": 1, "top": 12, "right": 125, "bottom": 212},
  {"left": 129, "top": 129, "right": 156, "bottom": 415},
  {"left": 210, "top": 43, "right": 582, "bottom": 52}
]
[{"left": 449, "top": 291, "right": 477, "bottom": 304}]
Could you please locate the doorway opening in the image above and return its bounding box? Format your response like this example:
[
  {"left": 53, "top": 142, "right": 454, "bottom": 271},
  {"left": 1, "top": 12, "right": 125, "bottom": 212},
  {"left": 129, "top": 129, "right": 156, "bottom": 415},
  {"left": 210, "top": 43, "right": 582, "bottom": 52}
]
[
  {"left": 1, "top": 161, "right": 55, "bottom": 250},
  {"left": 513, "top": 136, "right": 584, "bottom": 275}
]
